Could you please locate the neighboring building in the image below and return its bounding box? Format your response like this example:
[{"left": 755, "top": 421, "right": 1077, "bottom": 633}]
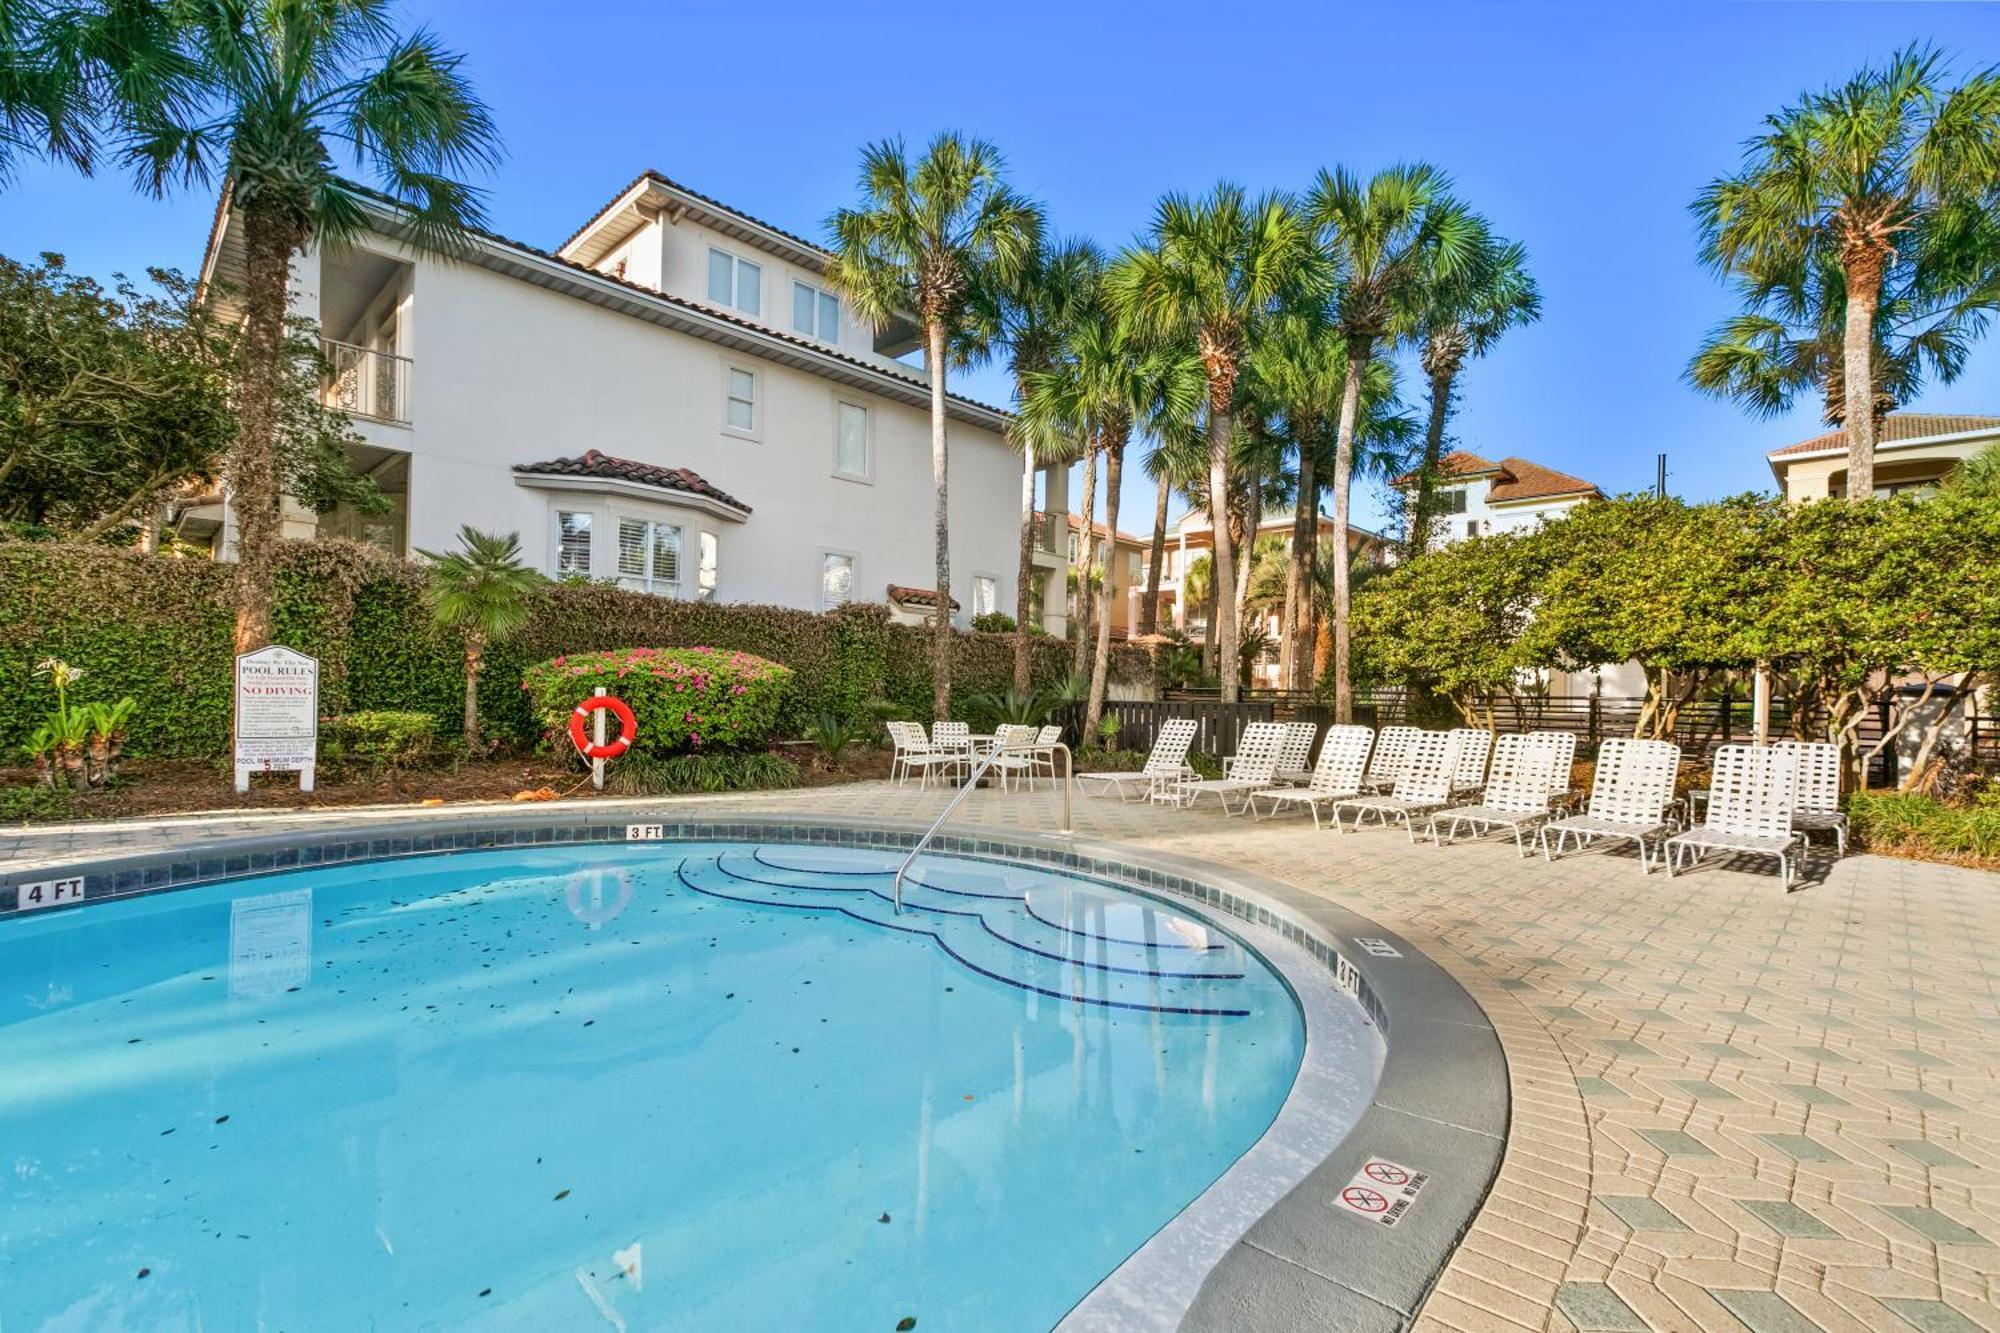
[
  {"left": 1766, "top": 413, "right": 2000, "bottom": 502},
  {"left": 1031, "top": 511, "right": 1148, "bottom": 639},
  {"left": 196, "top": 170, "right": 1070, "bottom": 628},
  {"left": 1394, "top": 451, "right": 1602, "bottom": 545}
]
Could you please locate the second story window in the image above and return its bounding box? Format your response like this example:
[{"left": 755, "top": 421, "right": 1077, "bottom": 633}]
[
  {"left": 708, "top": 248, "right": 761, "bottom": 316},
  {"left": 1446, "top": 488, "right": 1469, "bottom": 514},
  {"left": 725, "top": 367, "right": 757, "bottom": 434},
  {"left": 792, "top": 281, "right": 840, "bottom": 343}
]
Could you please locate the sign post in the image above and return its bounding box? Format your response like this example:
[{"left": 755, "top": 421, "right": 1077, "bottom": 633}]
[{"left": 234, "top": 646, "right": 319, "bottom": 794}]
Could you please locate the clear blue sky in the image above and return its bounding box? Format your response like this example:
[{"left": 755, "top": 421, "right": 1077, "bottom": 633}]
[{"left": 4, "top": 0, "right": 1993, "bottom": 533}]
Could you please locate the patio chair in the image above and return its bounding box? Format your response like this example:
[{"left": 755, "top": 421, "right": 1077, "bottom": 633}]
[
  {"left": 931, "top": 720, "right": 973, "bottom": 782},
  {"left": 1448, "top": 727, "right": 1495, "bottom": 795},
  {"left": 1774, "top": 740, "right": 1847, "bottom": 857},
  {"left": 1077, "top": 718, "right": 1198, "bottom": 802},
  {"left": 1525, "top": 731, "right": 1578, "bottom": 808},
  {"left": 1360, "top": 725, "right": 1419, "bottom": 794},
  {"left": 1329, "top": 730, "right": 1468, "bottom": 841},
  {"left": 1176, "top": 722, "right": 1287, "bottom": 814},
  {"left": 886, "top": 721, "right": 955, "bottom": 789},
  {"left": 1536, "top": 738, "right": 1682, "bottom": 873},
  {"left": 1031, "top": 724, "right": 1066, "bottom": 782},
  {"left": 1663, "top": 744, "right": 1807, "bottom": 890},
  {"left": 986, "top": 724, "right": 1045, "bottom": 792},
  {"left": 1249, "top": 725, "right": 1373, "bottom": 828},
  {"left": 1272, "top": 721, "right": 1321, "bottom": 785},
  {"left": 1428, "top": 733, "right": 1562, "bottom": 853}
]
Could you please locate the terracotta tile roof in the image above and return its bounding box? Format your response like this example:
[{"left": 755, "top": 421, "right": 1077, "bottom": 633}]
[
  {"left": 887, "top": 584, "right": 960, "bottom": 610},
  {"left": 1768, "top": 412, "right": 2000, "bottom": 459},
  {"left": 1390, "top": 450, "right": 1504, "bottom": 487},
  {"left": 1038, "top": 510, "right": 1144, "bottom": 545},
  {"left": 1392, "top": 451, "right": 1598, "bottom": 502},
  {"left": 512, "top": 449, "right": 751, "bottom": 514}
]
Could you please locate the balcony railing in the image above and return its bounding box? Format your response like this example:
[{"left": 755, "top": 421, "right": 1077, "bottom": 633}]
[
  {"left": 321, "top": 339, "right": 411, "bottom": 425},
  {"left": 1035, "top": 513, "right": 1067, "bottom": 557}
]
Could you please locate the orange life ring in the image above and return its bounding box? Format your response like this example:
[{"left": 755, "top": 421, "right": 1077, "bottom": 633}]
[{"left": 569, "top": 695, "right": 637, "bottom": 760}]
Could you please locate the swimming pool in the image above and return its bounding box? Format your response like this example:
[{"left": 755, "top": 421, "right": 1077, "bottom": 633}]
[{"left": 0, "top": 839, "right": 1366, "bottom": 1331}]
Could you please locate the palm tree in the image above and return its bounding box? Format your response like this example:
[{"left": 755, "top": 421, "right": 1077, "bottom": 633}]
[
  {"left": 1307, "top": 164, "right": 1481, "bottom": 721},
  {"left": 828, "top": 133, "right": 1042, "bottom": 720},
  {"left": 0, "top": 0, "right": 192, "bottom": 185},
  {"left": 81, "top": 3, "right": 501, "bottom": 657},
  {"left": 997, "top": 236, "right": 1101, "bottom": 689},
  {"left": 1693, "top": 47, "right": 2000, "bottom": 501},
  {"left": 417, "top": 527, "right": 541, "bottom": 747},
  {"left": 1109, "top": 184, "right": 1319, "bottom": 703},
  {"left": 1409, "top": 234, "right": 1540, "bottom": 556}
]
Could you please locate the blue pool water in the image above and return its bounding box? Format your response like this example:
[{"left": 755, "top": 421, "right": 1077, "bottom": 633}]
[{"left": 0, "top": 843, "right": 1313, "bottom": 1331}]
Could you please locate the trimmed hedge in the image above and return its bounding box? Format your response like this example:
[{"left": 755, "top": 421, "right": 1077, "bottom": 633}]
[
  {"left": 521, "top": 647, "right": 793, "bottom": 757},
  {"left": 0, "top": 540, "right": 1158, "bottom": 760}
]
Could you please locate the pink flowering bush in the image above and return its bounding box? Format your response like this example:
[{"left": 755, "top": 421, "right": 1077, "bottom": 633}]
[{"left": 521, "top": 646, "right": 793, "bottom": 759}]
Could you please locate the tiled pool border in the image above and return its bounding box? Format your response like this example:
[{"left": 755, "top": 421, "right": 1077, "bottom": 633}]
[{"left": 1, "top": 808, "right": 1508, "bottom": 1333}]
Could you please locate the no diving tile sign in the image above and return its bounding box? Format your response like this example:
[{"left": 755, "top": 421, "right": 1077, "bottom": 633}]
[{"left": 1333, "top": 1159, "right": 1429, "bottom": 1227}]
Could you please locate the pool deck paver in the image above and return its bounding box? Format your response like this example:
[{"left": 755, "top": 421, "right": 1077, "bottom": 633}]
[{"left": 6, "top": 780, "right": 1999, "bottom": 1333}]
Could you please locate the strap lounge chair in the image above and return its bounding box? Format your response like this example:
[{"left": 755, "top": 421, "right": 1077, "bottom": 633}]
[
  {"left": 1774, "top": 740, "right": 1847, "bottom": 857},
  {"left": 1360, "top": 725, "right": 1419, "bottom": 794},
  {"left": 1448, "top": 727, "right": 1494, "bottom": 795},
  {"left": 1076, "top": 718, "right": 1198, "bottom": 802},
  {"left": 1526, "top": 731, "right": 1578, "bottom": 808},
  {"left": 1273, "top": 721, "right": 1321, "bottom": 785},
  {"left": 1536, "top": 738, "right": 1682, "bottom": 873},
  {"left": 1176, "top": 722, "right": 1287, "bottom": 814},
  {"left": 1428, "top": 733, "right": 1561, "bottom": 853},
  {"left": 1663, "top": 744, "right": 1807, "bottom": 890},
  {"left": 1249, "top": 725, "right": 1373, "bottom": 828},
  {"left": 1329, "top": 729, "right": 1468, "bottom": 841}
]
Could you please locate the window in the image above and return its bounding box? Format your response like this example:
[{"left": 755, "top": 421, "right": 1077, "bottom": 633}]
[
  {"left": 1446, "top": 488, "right": 1469, "bottom": 514},
  {"left": 698, "top": 532, "right": 718, "bottom": 600},
  {"left": 725, "top": 367, "right": 757, "bottom": 433},
  {"left": 834, "top": 401, "right": 869, "bottom": 478},
  {"left": 707, "top": 248, "right": 760, "bottom": 315},
  {"left": 972, "top": 575, "right": 997, "bottom": 616},
  {"left": 555, "top": 511, "right": 593, "bottom": 576},
  {"left": 1067, "top": 533, "right": 1079, "bottom": 562},
  {"left": 821, "top": 552, "right": 854, "bottom": 610},
  {"left": 792, "top": 281, "right": 839, "bottom": 343},
  {"left": 617, "top": 518, "right": 682, "bottom": 596},
  {"left": 1464, "top": 519, "right": 1481, "bottom": 538}
]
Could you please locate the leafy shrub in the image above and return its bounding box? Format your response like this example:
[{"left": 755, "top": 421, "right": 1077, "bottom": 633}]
[
  {"left": 607, "top": 751, "right": 801, "bottom": 795},
  {"left": 521, "top": 647, "right": 793, "bottom": 758},
  {"left": 971, "top": 611, "right": 1016, "bottom": 633},
  {"left": 0, "top": 785, "right": 74, "bottom": 824},
  {"left": 322, "top": 710, "right": 438, "bottom": 771},
  {"left": 1097, "top": 714, "right": 1120, "bottom": 748},
  {"left": 1850, "top": 791, "right": 2000, "bottom": 865},
  {"left": 804, "top": 711, "right": 868, "bottom": 768}
]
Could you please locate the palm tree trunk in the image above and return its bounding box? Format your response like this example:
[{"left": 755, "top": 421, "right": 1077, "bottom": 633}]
[
  {"left": 1233, "top": 460, "right": 1260, "bottom": 621},
  {"left": 1140, "top": 467, "right": 1169, "bottom": 637},
  {"left": 1298, "top": 462, "right": 1321, "bottom": 696},
  {"left": 1840, "top": 251, "right": 1883, "bottom": 502},
  {"left": 1013, "top": 428, "right": 1037, "bottom": 691},
  {"left": 1201, "top": 563, "right": 1218, "bottom": 670},
  {"left": 1086, "top": 434, "right": 1125, "bottom": 738},
  {"left": 1207, "top": 403, "right": 1239, "bottom": 703},
  {"left": 1411, "top": 365, "right": 1454, "bottom": 557},
  {"left": 463, "top": 632, "right": 486, "bottom": 748},
  {"left": 1071, "top": 437, "right": 1099, "bottom": 674},
  {"left": 1284, "top": 442, "right": 1315, "bottom": 689},
  {"left": 230, "top": 204, "right": 301, "bottom": 656},
  {"left": 1330, "top": 339, "right": 1371, "bottom": 724},
  {"left": 926, "top": 319, "right": 953, "bottom": 720}
]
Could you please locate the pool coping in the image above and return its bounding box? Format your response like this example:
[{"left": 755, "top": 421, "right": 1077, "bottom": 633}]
[{"left": 0, "top": 807, "right": 1508, "bottom": 1333}]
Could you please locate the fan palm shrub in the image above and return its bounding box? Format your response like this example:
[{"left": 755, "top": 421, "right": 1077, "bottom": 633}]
[{"left": 418, "top": 527, "right": 542, "bottom": 747}]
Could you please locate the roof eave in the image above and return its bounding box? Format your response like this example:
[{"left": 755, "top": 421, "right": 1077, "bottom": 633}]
[
  {"left": 511, "top": 471, "right": 750, "bottom": 523},
  {"left": 1768, "top": 425, "right": 2000, "bottom": 468}
]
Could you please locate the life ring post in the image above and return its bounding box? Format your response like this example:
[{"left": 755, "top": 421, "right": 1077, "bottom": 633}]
[
  {"left": 569, "top": 692, "right": 638, "bottom": 777},
  {"left": 592, "top": 686, "right": 606, "bottom": 790}
]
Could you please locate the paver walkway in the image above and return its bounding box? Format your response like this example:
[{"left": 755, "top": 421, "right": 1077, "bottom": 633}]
[{"left": 7, "top": 781, "right": 1997, "bottom": 1332}]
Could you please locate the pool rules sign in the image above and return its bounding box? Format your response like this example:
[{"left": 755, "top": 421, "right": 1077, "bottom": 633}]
[{"left": 234, "top": 646, "right": 319, "bottom": 793}]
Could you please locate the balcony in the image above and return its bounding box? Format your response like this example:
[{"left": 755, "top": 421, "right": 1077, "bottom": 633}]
[{"left": 321, "top": 339, "right": 411, "bottom": 426}]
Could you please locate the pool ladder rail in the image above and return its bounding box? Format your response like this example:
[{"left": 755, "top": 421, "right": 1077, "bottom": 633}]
[{"left": 892, "top": 739, "right": 1074, "bottom": 914}]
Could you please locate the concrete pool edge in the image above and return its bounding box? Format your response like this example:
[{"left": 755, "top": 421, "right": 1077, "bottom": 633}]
[{"left": 2, "top": 807, "right": 1508, "bottom": 1333}]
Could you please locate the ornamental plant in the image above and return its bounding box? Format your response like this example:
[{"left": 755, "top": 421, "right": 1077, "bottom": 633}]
[{"left": 521, "top": 647, "right": 794, "bottom": 760}]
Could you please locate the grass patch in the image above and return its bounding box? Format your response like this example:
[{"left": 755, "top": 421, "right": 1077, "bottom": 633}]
[{"left": 1849, "top": 791, "right": 2000, "bottom": 868}]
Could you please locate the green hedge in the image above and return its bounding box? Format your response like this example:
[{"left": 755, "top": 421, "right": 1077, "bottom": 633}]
[
  {"left": 0, "top": 540, "right": 1157, "bottom": 760},
  {"left": 521, "top": 647, "right": 793, "bottom": 757}
]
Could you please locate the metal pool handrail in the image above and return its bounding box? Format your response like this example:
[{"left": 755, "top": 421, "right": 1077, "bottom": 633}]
[{"left": 892, "top": 739, "right": 1074, "bottom": 913}]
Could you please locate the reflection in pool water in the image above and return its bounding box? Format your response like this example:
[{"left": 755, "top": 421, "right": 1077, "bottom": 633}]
[{"left": 0, "top": 842, "right": 1332, "bottom": 1331}]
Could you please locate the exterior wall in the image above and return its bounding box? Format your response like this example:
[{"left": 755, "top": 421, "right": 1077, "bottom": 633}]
[
  {"left": 294, "top": 235, "right": 1020, "bottom": 625},
  {"left": 1775, "top": 436, "right": 1994, "bottom": 502}
]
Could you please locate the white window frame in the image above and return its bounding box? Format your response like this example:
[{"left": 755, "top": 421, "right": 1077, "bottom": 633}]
[
  {"left": 721, "top": 361, "right": 760, "bottom": 440},
  {"left": 707, "top": 247, "right": 760, "bottom": 315},
  {"left": 832, "top": 399, "right": 872, "bottom": 482},
  {"left": 971, "top": 573, "right": 999, "bottom": 618},
  {"left": 552, "top": 507, "right": 595, "bottom": 578},
  {"left": 792, "top": 280, "right": 840, "bottom": 344},
  {"left": 614, "top": 513, "right": 685, "bottom": 598},
  {"left": 697, "top": 530, "right": 719, "bottom": 601},
  {"left": 820, "top": 549, "right": 857, "bottom": 611}
]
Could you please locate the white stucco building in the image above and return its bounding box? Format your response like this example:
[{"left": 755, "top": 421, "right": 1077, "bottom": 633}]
[
  {"left": 197, "top": 171, "right": 1072, "bottom": 628},
  {"left": 1399, "top": 450, "right": 1601, "bottom": 544}
]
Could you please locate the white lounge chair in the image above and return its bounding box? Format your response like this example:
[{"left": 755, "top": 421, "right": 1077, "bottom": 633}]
[
  {"left": 1663, "top": 744, "right": 1808, "bottom": 890},
  {"left": 1448, "top": 727, "right": 1494, "bottom": 795},
  {"left": 1360, "top": 725, "right": 1419, "bottom": 794},
  {"left": 1526, "top": 731, "right": 1578, "bottom": 808},
  {"left": 1076, "top": 718, "right": 1197, "bottom": 802},
  {"left": 1330, "top": 729, "right": 1468, "bottom": 841},
  {"left": 1250, "top": 725, "right": 1373, "bottom": 828},
  {"left": 1774, "top": 740, "right": 1847, "bottom": 857},
  {"left": 1176, "top": 722, "right": 1286, "bottom": 814},
  {"left": 1536, "top": 738, "right": 1682, "bottom": 873},
  {"left": 1272, "top": 721, "right": 1321, "bottom": 785},
  {"left": 1428, "top": 733, "right": 1561, "bottom": 853},
  {"left": 887, "top": 721, "right": 956, "bottom": 789}
]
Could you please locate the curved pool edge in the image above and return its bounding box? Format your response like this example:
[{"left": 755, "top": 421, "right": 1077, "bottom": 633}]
[{"left": 1, "top": 808, "right": 1507, "bottom": 1333}]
